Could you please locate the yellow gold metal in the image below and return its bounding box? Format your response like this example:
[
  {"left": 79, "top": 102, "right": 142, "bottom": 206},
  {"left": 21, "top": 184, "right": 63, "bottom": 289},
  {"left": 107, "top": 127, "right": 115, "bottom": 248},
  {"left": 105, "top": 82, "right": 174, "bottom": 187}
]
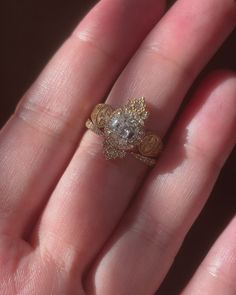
[
  {"left": 86, "top": 97, "right": 163, "bottom": 167},
  {"left": 138, "top": 132, "right": 163, "bottom": 157},
  {"left": 91, "top": 104, "right": 113, "bottom": 128}
]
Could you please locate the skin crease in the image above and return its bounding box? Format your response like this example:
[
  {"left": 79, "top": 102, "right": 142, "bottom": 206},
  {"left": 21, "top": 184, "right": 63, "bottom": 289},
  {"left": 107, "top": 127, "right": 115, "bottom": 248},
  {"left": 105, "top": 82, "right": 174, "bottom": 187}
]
[{"left": 0, "top": 0, "right": 235, "bottom": 295}]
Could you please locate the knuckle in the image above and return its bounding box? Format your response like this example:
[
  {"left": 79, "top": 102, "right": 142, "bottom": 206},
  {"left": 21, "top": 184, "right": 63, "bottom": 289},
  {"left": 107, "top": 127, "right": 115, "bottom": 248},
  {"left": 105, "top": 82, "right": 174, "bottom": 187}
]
[
  {"left": 70, "top": 30, "right": 120, "bottom": 64},
  {"left": 128, "top": 208, "right": 177, "bottom": 251},
  {"left": 139, "top": 42, "right": 195, "bottom": 80},
  {"left": 14, "top": 100, "right": 76, "bottom": 143}
]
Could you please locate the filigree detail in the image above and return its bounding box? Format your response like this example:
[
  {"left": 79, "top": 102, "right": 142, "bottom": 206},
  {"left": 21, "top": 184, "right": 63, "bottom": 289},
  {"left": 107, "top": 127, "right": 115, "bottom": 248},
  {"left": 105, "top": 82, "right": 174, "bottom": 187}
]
[
  {"left": 91, "top": 103, "right": 113, "bottom": 128},
  {"left": 86, "top": 97, "right": 163, "bottom": 166},
  {"left": 85, "top": 119, "right": 104, "bottom": 136},
  {"left": 138, "top": 132, "right": 163, "bottom": 157},
  {"left": 125, "top": 97, "right": 149, "bottom": 122},
  {"left": 103, "top": 140, "right": 127, "bottom": 160}
]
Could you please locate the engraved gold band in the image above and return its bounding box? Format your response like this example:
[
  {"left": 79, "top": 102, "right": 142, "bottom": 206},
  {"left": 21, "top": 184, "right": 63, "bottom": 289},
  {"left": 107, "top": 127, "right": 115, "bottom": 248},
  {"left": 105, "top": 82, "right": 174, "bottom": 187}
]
[{"left": 85, "top": 97, "right": 163, "bottom": 166}]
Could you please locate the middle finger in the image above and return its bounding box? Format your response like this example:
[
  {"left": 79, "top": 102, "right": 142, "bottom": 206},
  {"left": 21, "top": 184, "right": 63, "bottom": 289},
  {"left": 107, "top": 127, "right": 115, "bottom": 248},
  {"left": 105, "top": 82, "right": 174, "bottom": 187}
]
[{"left": 37, "top": 0, "right": 236, "bottom": 274}]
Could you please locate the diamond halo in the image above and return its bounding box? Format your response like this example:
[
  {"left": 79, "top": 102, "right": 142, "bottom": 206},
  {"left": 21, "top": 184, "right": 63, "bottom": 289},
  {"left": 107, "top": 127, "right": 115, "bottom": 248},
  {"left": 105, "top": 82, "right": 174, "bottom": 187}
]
[
  {"left": 85, "top": 97, "right": 163, "bottom": 166},
  {"left": 104, "top": 108, "right": 145, "bottom": 150}
]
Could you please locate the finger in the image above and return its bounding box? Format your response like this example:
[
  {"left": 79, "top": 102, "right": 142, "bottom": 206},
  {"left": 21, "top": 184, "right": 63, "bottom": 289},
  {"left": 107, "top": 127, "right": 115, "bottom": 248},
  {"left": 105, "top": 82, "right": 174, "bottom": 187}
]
[
  {"left": 37, "top": 0, "right": 236, "bottom": 273},
  {"left": 85, "top": 71, "right": 236, "bottom": 294},
  {"left": 182, "top": 216, "right": 236, "bottom": 295},
  {"left": 0, "top": 0, "right": 165, "bottom": 237},
  {"left": 107, "top": 0, "right": 236, "bottom": 133}
]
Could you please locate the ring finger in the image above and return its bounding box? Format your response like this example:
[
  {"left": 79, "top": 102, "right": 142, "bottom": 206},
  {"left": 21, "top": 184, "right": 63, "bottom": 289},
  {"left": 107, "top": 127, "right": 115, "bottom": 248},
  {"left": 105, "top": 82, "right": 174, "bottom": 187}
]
[{"left": 86, "top": 71, "right": 236, "bottom": 295}]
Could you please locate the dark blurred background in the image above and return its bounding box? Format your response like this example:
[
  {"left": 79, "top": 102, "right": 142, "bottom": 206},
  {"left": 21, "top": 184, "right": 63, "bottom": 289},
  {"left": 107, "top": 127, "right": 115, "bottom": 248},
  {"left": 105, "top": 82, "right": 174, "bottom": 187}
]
[{"left": 0, "top": 1, "right": 235, "bottom": 294}]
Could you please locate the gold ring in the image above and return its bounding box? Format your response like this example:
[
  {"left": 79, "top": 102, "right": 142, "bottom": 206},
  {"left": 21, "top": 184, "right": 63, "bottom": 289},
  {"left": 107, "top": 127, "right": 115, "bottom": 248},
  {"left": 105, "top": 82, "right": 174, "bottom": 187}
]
[{"left": 85, "top": 97, "right": 163, "bottom": 166}]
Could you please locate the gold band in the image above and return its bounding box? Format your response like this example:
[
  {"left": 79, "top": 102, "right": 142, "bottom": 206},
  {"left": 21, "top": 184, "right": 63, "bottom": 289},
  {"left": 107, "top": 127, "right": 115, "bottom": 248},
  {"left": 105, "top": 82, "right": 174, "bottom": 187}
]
[{"left": 85, "top": 97, "right": 163, "bottom": 166}]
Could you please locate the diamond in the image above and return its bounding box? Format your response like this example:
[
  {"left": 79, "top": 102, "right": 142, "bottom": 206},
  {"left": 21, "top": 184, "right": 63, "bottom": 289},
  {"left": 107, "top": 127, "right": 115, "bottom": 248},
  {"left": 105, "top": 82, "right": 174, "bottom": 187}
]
[
  {"left": 86, "top": 97, "right": 161, "bottom": 165},
  {"left": 109, "top": 115, "right": 136, "bottom": 139},
  {"left": 105, "top": 109, "right": 144, "bottom": 150}
]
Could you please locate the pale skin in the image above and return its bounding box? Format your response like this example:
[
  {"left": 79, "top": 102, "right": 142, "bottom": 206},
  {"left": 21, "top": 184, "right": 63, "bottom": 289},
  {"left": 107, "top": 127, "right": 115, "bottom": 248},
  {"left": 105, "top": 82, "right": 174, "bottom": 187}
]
[{"left": 0, "top": 0, "right": 236, "bottom": 294}]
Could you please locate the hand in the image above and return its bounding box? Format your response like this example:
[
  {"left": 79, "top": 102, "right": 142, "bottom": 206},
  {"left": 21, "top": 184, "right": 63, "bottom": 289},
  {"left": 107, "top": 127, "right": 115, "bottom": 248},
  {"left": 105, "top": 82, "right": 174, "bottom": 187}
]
[{"left": 0, "top": 0, "right": 236, "bottom": 294}]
